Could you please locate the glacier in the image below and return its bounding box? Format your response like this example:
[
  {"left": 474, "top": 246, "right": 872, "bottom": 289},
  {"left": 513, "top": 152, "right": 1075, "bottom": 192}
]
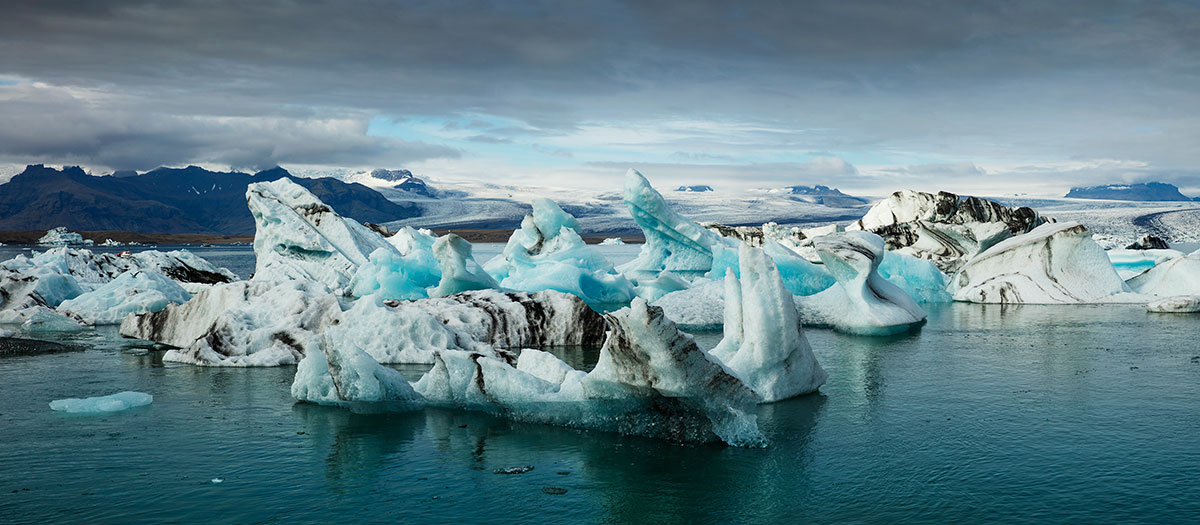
[{"left": 484, "top": 198, "right": 634, "bottom": 308}]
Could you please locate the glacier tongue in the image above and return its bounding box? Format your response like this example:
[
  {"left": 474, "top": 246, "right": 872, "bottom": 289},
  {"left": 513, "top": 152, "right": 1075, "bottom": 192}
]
[
  {"left": 248, "top": 177, "right": 399, "bottom": 291},
  {"left": 797, "top": 231, "right": 927, "bottom": 335},
  {"left": 950, "top": 222, "right": 1130, "bottom": 304},
  {"left": 710, "top": 245, "right": 826, "bottom": 402},
  {"left": 484, "top": 198, "right": 635, "bottom": 308}
]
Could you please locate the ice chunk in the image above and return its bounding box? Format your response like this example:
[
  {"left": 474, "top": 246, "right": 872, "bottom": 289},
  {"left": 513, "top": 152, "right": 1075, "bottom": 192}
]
[
  {"left": 247, "top": 178, "right": 398, "bottom": 291},
  {"left": 20, "top": 308, "right": 87, "bottom": 332},
  {"left": 412, "top": 298, "right": 765, "bottom": 446},
  {"left": 651, "top": 277, "right": 726, "bottom": 329},
  {"left": 428, "top": 234, "right": 499, "bottom": 297},
  {"left": 58, "top": 270, "right": 191, "bottom": 325},
  {"left": 122, "top": 281, "right": 606, "bottom": 366},
  {"left": 618, "top": 169, "right": 727, "bottom": 278},
  {"left": 599, "top": 237, "right": 625, "bottom": 246},
  {"left": 37, "top": 227, "right": 93, "bottom": 246},
  {"left": 49, "top": 391, "right": 152, "bottom": 413},
  {"left": 950, "top": 222, "right": 1129, "bottom": 304},
  {"left": 348, "top": 247, "right": 441, "bottom": 300},
  {"left": 797, "top": 231, "right": 927, "bottom": 335},
  {"left": 877, "top": 251, "right": 952, "bottom": 303},
  {"left": 291, "top": 324, "right": 425, "bottom": 409},
  {"left": 484, "top": 198, "right": 634, "bottom": 307},
  {"left": 1126, "top": 250, "right": 1200, "bottom": 297},
  {"left": 849, "top": 189, "right": 1047, "bottom": 272},
  {"left": 632, "top": 271, "right": 691, "bottom": 302},
  {"left": 1146, "top": 295, "right": 1200, "bottom": 313},
  {"left": 710, "top": 245, "right": 826, "bottom": 402}
]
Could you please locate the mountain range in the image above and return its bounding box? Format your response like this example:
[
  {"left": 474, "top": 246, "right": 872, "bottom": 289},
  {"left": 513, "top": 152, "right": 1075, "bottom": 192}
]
[{"left": 0, "top": 165, "right": 418, "bottom": 234}]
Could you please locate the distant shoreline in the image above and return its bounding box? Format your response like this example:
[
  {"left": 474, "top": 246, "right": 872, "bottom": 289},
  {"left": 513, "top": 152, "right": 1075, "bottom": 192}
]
[{"left": 0, "top": 229, "right": 644, "bottom": 246}]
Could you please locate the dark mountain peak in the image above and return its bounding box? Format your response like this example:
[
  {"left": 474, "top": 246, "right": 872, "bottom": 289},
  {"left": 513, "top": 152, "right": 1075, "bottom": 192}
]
[
  {"left": 369, "top": 168, "right": 415, "bottom": 182},
  {"left": 674, "top": 185, "right": 714, "bottom": 192},
  {"left": 252, "top": 166, "right": 292, "bottom": 179},
  {"left": 1065, "top": 182, "right": 1192, "bottom": 201},
  {"left": 787, "top": 184, "right": 845, "bottom": 196},
  {"left": 144, "top": 165, "right": 247, "bottom": 178},
  {"left": 18, "top": 164, "right": 89, "bottom": 178},
  {"left": 110, "top": 169, "right": 139, "bottom": 178}
]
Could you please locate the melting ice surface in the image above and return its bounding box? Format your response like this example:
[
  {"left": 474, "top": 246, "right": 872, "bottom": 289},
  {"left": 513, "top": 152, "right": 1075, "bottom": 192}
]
[{"left": 49, "top": 391, "right": 153, "bottom": 413}]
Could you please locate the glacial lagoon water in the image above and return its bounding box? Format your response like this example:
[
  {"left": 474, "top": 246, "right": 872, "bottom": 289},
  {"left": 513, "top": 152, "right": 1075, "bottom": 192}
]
[{"left": 2, "top": 244, "right": 1199, "bottom": 523}]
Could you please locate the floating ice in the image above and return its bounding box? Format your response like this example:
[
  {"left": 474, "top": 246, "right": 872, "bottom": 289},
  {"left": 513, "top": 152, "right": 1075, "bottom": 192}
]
[
  {"left": 58, "top": 270, "right": 191, "bottom": 324},
  {"left": 411, "top": 298, "right": 765, "bottom": 446},
  {"left": 49, "top": 391, "right": 152, "bottom": 413},
  {"left": 797, "top": 231, "right": 927, "bottom": 335},
  {"left": 1126, "top": 250, "right": 1200, "bottom": 297},
  {"left": 710, "top": 245, "right": 826, "bottom": 402},
  {"left": 877, "top": 251, "right": 952, "bottom": 303},
  {"left": 1107, "top": 248, "right": 1186, "bottom": 280},
  {"left": 428, "top": 234, "right": 499, "bottom": 297},
  {"left": 849, "top": 189, "right": 1047, "bottom": 272},
  {"left": 248, "top": 178, "right": 398, "bottom": 291},
  {"left": 348, "top": 247, "right": 441, "bottom": 300},
  {"left": 950, "top": 222, "right": 1130, "bottom": 304},
  {"left": 291, "top": 323, "right": 426, "bottom": 408},
  {"left": 1146, "top": 295, "right": 1200, "bottom": 313},
  {"left": 651, "top": 277, "right": 726, "bottom": 328},
  {"left": 484, "top": 198, "right": 634, "bottom": 307},
  {"left": 37, "top": 227, "right": 93, "bottom": 246},
  {"left": 599, "top": 237, "right": 625, "bottom": 246},
  {"left": 618, "top": 169, "right": 726, "bottom": 278},
  {"left": 122, "top": 279, "right": 606, "bottom": 366}
]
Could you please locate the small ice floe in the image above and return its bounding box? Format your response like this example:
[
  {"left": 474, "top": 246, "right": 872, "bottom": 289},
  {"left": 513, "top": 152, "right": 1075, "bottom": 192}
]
[
  {"left": 211, "top": 478, "right": 224, "bottom": 484},
  {"left": 49, "top": 391, "right": 153, "bottom": 413},
  {"left": 1146, "top": 295, "right": 1200, "bottom": 313},
  {"left": 493, "top": 466, "right": 535, "bottom": 475}
]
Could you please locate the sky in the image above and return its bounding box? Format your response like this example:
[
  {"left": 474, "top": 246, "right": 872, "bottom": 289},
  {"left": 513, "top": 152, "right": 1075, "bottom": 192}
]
[{"left": 0, "top": 0, "right": 1197, "bottom": 197}]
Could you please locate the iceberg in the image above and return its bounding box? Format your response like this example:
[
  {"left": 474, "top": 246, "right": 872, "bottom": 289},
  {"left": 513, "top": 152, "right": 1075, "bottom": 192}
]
[
  {"left": 58, "top": 270, "right": 191, "bottom": 324},
  {"left": 484, "top": 198, "right": 634, "bottom": 308},
  {"left": 37, "top": 227, "right": 93, "bottom": 246},
  {"left": 348, "top": 246, "right": 441, "bottom": 301},
  {"left": 0, "top": 247, "right": 233, "bottom": 322},
  {"left": 950, "top": 222, "right": 1129, "bottom": 304},
  {"left": 877, "top": 251, "right": 952, "bottom": 303},
  {"left": 651, "top": 277, "right": 726, "bottom": 329},
  {"left": 428, "top": 234, "right": 499, "bottom": 297},
  {"left": 1146, "top": 295, "right": 1200, "bottom": 313},
  {"left": 1106, "top": 248, "right": 1185, "bottom": 280},
  {"left": 797, "top": 231, "right": 927, "bottom": 335},
  {"left": 1126, "top": 250, "right": 1200, "bottom": 297},
  {"left": 121, "top": 281, "right": 606, "bottom": 366},
  {"left": 291, "top": 324, "right": 426, "bottom": 409},
  {"left": 849, "top": 190, "right": 1047, "bottom": 272},
  {"left": 710, "top": 245, "right": 826, "bottom": 402},
  {"left": 247, "top": 178, "right": 398, "bottom": 291},
  {"left": 410, "top": 298, "right": 765, "bottom": 446},
  {"left": 49, "top": 391, "right": 152, "bottom": 413},
  {"left": 599, "top": 237, "right": 625, "bottom": 246},
  {"left": 618, "top": 169, "right": 726, "bottom": 279}
]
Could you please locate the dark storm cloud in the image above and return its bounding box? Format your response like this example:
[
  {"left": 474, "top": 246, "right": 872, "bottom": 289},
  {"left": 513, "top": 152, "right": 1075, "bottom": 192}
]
[{"left": 0, "top": 0, "right": 1197, "bottom": 187}]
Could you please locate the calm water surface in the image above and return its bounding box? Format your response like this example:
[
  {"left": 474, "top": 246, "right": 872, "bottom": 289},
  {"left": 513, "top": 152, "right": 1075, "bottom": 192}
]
[{"left": 1, "top": 245, "right": 1199, "bottom": 523}]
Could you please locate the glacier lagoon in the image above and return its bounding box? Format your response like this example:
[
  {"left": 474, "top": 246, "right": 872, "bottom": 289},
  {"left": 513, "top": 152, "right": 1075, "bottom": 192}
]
[{"left": 2, "top": 244, "right": 1199, "bottom": 522}]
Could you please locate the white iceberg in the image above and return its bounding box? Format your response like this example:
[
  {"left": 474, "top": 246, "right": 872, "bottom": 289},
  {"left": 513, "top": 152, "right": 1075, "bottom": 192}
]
[
  {"left": 710, "top": 245, "right": 826, "bottom": 402},
  {"left": 248, "top": 178, "right": 398, "bottom": 291},
  {"left": 291, "top": 324, "right": 426, "bottom": 409},
  {"left": 37, "top": 227, "right": 93, "bottom": 246},
  {"left": 410, "top": 298, "right": 766, "bottom": 446},
  {"left": 849, "top": 190, "right": 1047, "bottom": 272},
  {"left": 49, "top": 391, "right": 152, "bottom": 413},
  {"left": 484, "top": 198, "right": 634, "bottom": 308},
  {"left": 599, "top": 237, "right": 625, "bottom": 246},
  {"left": 1146, "top": 295, "right": 1200, "bottom": 313},
  {"left": 950, "top": 222, "right": 1130, "bottom": 304},
  {"left": 349, "top": 227, "right": 442, "bottom": 300},
  {"left": 651, "top": 277, "right": 726, "bottom": 328},
  {"left": 58, "top": 270, "right": 191, "bottom": 324},
  {"left": 1126, "top": 250, "right": 1200, "bottom": 297},
  {"left": 797, "top": 231, "right": 927, "bottom": 335}
]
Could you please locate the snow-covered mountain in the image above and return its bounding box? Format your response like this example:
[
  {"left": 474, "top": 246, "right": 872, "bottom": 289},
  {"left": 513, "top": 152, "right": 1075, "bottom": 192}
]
[{"left": 675, "top": 185, "right": 714, "bottom": 192}]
